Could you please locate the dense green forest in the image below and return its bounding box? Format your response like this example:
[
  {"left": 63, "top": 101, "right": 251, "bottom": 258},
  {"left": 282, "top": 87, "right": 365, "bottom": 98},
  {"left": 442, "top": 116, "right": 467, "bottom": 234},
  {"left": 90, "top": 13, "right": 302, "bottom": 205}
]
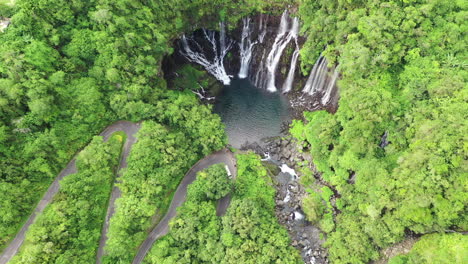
[
  {"left": 0, "top": 0, "right": 258, "bottom": 249},
  {"left": 144, "top": 154, "right": 301, "bottom": 264},
  {"left": 388, "top": 233, "right": 467, "bottom": 264},
  {"left": 11, "top": 134, "right": 123, "bottom": 263},
  {"left": 292, "top": 0, "right": 467, "bottom": 263},
  {"left": 0, "top": 0, "right": 465, "bottom": 263},
  {"left": 103, "top": 120, "right": 225, "bottom": 263}
]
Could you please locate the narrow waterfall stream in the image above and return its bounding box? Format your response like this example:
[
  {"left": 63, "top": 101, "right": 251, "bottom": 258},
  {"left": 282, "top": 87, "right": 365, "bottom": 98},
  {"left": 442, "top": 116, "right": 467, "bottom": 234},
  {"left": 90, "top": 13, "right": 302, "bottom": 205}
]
[
  {"left": 238, "top": 17, "right": 257, "bottom": 79},
  {"left": 180, "top": 22, "right": 233, "bottom": 85},
  {"left": 265, "top": 11, "right": 299, "bottom": 92}
]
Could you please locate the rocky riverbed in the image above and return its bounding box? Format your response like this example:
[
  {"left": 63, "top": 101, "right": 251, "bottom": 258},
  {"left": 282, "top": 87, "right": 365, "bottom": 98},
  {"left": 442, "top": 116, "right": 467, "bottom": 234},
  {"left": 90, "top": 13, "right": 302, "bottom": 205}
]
[{"left": 241, "top": 135, "right": 328, "bottom": 264}]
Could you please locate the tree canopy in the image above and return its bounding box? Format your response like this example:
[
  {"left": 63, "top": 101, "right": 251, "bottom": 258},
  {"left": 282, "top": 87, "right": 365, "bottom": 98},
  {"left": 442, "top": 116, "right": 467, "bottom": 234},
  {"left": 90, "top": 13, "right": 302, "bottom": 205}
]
[{"left": 293, "top": 0, "right": 467, "bottom": 263}]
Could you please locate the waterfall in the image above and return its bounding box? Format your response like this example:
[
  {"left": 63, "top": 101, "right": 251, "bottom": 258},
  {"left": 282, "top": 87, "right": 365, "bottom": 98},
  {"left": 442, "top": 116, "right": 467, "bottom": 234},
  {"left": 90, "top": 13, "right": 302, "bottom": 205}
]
[
  {"left": 238, "top": 18, "right": 257, "bottom": 79},
  {"left": 265, "top": 11, "right": 299, "bottom": 92},
  {"left": 252, "top": 15, "right": 268, "bottom": 88},
  {"left": 258, "top": 14, "right": 268, "bottom": 44},
  {"left": 178, "top": 12, "right": 333, "bottom": 98},
  {"left": 180, "top": 22, "right": 233, "bottom": 85},
  {"left": 281, "top": 43, "right": 300, "bottom": 93},
  {"left": 302, "top": 56, "right": 339, "bottom": 105},
  {"left": 254, "top": 49, "right": 268, "bottom": 89},
  {"left": 321, "top": 68, "right": 339, "bottom": 104}
]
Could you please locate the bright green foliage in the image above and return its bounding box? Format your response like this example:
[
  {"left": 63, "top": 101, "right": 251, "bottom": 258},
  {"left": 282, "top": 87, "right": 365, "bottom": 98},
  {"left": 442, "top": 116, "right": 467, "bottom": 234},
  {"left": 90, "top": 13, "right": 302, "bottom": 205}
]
[
  {"left": 144, "top": 153, "right": 301, "bottom": 264},
  {"left": 10, "top": 135, "right": 123, "bottom": 264},
  {"left": 294, "top": 1, "right": 467, "bottom": 263},
  {"left": 234, "top": 153, "right": 276, "bottom": 211},
  {"left": 188, "top": 164, "right": 233, "bottom": 201},
  {"left": 103, "top": 120, "right": 224, "bottom": 263},
  {"left": 302, "top": 191, "right": 325, "bottom": 224},
  {"left": 0, "top": 0, "right": 226, "bottom": 249},
  {"left": 388, "top": 233, "right": 468, "bottom": 264},
  {"left": 144, "top": 164, "right": 229, "bottom": 264}
]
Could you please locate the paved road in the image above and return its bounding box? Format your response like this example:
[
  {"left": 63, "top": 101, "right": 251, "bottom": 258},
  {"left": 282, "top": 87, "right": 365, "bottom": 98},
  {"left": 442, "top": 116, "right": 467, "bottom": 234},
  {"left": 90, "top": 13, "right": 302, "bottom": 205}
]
[
  {"left": 96, "top": 122, "right": 141, "bottom": 264},
  {"left": 131, "top": 148, "right": 237, "bottom": 264},
  {"left": 0, "top": 121, "right": 140, "bottom": 264}
]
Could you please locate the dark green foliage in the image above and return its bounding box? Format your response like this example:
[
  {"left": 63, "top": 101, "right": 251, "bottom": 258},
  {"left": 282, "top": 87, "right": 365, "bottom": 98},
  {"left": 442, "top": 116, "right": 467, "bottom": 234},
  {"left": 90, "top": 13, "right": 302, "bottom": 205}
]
[
  {"left": 144, "top": 153, "right": 301, "bottom": 264},
  {"left": 294, "top": 1, "right": 467, "bottom": 263},
  {"left": 10, "top": 134, "right": 123, "bottom": 264}
]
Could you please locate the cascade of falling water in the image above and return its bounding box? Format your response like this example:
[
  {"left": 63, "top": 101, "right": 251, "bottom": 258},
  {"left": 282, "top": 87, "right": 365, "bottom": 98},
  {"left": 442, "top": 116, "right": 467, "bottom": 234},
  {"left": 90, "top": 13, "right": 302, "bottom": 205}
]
[
  {"left": 254, "top": 50, "right": 267, "bottom": 89},
  {"left": 180, "top": 22, "right": 233, "bottom": 85},
  {"left": 321, "top": 68, "right": 339, "bottom": 104},
  {"left": 252, "top": 15, "right": 268, "bottom": 87},
  {"left": 302, "top": 56, "right": 326, "bottom": 95},
  {"left": 281, "top": 46, "right": 300, "bottom": 93},
  {"left": 238, "top": 18, "right": 257, "bottom": 79},
  {"left": 302, "top": 55, "right": 339, "bottom": 104},
  {"left": 265, "top": 11, "right": 299, "bottom": 92},
  {"left": 281, "top": 22, "right": 300, "bottom": 94},
  {"left": 258, "top": 14, "right": 268, "bottom": 44}
]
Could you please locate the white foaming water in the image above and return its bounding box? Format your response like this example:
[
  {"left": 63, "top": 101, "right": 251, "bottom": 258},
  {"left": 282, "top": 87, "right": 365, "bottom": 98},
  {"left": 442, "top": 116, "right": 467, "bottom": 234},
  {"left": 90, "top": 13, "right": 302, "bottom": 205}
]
[
  {"left": 180, "top": 22, "right": 233, "bottom": 85},
  {"left": 283, "top": 189, "right": 291, "bottom": 203},
  {"left": 238, "top": 17, "right": 258, "bottom": 79},
  {"left": 294, "top": 211, "right": 304, "bottom": 220},
  {"left": 265, "top": 11, "right": 299, "bottom": 92},
  {"left": 258, "top": 14, "right": 268, "bottom": 44},
  {"left": 280, "top": 164, "right": 297, "bottom": 179},
  {"left": 261, "top": 152, "right": 271, "bottom": 161},
  {"left": 321, "top": 68, "right": 339, "bottom": 104},
  {"left": 302, "top": 56, "right": 339, "bottom": 102},
  {"left": 281, "top": 44, "right": 300, "bottom": 93}
]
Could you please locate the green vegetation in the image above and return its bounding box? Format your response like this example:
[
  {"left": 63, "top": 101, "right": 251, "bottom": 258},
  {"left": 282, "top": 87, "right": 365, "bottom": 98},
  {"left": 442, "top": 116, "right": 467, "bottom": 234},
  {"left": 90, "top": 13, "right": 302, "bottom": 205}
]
[
  {"left": 388, "top": 233, "right": 468, "bottom": 264},
  {"left": 293, "top": 0, "right": 467, "bottom": 263},
  {"left": 1, "top": 0, "right": 465, "bottom": 263},
  {"left": 103, "top": 120, "right": 225, "bottom": 263},
  {"left": 10, "top": 134, "right": 123, "bottom": 264},
  {"left": 0, "top": 0, "right": 229, "bottom": 249},
  {"left": 144, "top": 153, "right": 301, "bottom": 264},
  {"left": 0, "top": 0, "right": 15, "bottom": 17},
  {"left": 188, "top": 164, "right": 233, "bottom": 201}
]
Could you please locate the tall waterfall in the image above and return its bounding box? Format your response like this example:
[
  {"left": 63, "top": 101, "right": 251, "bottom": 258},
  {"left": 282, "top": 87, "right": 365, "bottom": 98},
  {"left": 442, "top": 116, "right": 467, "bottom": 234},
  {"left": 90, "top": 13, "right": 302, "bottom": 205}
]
[
  {"left": 253, "top": 14, "right": 269, "bottom": 89},
  {"left": 321, "top": 69, "right": 339, "bottom": 104},
  {"left": 176, "top": 11, "right": 340, "bottom": 108},
  {"left": 281, "top": 42, "right": 300, "bottom": 93},
  {"left": 238, "top": 18, "right": 257, "bottom": 79},
  {"left": 302, "top": 56, "right": 339, "bottom": 103},
  {"left": 258, "top": 14, "right": 267, "bottom": 44},
  {"left": 265, "top": 11, "right": 299, "bottom": 92},
  {"left": 180, "top": 22, "right": 233, "bottom": 85}
]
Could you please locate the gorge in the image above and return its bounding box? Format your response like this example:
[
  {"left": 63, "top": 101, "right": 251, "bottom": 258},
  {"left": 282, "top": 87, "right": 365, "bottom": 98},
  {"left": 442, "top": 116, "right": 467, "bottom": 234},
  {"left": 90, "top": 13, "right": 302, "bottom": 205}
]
[
  {"left": 0, "top": 1, "right": 464, "bottom": 264},
  {"left": 170, "top": 11, "right": 339, "bottom": 263}
]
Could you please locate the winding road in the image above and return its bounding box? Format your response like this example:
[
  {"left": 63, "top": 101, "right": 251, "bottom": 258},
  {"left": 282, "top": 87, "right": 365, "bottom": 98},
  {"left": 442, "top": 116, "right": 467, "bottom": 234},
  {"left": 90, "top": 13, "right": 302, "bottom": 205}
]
[
  {"left": 0, "top": 120, "right": 237, "bottom": 264},
  {"left": 95, "top": 122, "right": 141, "bottom": 264},
  {"left": 131, "top": 148, "right": 237, "bottom": 264},
  {"left": 0, "top": 121, "right": 141, "bottom": 264}
]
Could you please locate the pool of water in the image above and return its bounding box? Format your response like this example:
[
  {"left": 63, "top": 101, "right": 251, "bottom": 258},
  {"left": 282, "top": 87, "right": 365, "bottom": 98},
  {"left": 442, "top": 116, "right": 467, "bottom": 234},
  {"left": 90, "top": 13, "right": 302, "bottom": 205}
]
[{"left": 213, "top": 78, "right": 292, "bottom": 148}]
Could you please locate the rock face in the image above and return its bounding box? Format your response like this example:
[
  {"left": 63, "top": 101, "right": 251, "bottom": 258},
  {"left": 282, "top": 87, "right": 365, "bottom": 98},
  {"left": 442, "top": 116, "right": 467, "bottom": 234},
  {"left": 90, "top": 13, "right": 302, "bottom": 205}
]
[
  {"left": 229, "top": 12, "right": 306, "bottom": 93},
  {"left": 0, "top": 18, "right": 10, "bottom": 32},
  {"left": 164, "top": 12, "right": 308, "bottom": 93},
  {"left": 274, "top": 166, "right": 328, "bottom": 264},
  {"left": 163, "top": 12, "right": 340, "bottom": 114}
]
